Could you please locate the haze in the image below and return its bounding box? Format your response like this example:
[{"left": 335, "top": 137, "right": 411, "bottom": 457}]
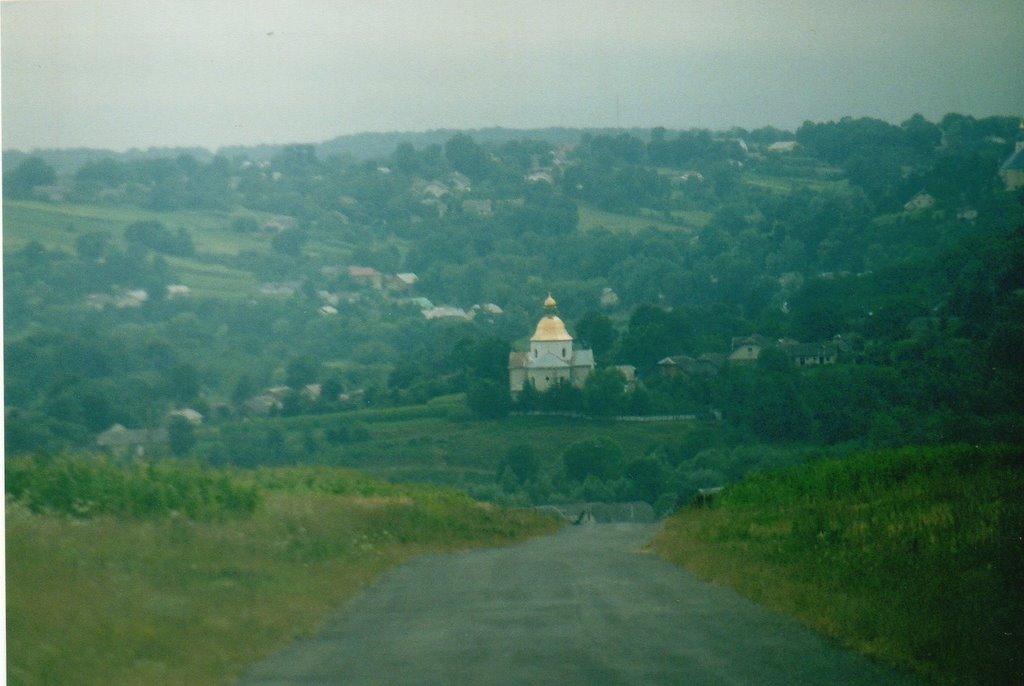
[{"left": 3, "top": 0, "right": 1023, "bottom": 151}]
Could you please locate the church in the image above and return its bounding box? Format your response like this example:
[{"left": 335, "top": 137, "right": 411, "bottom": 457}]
[{"left": 509, "top": 295, "right": 595, "bottom": 396}]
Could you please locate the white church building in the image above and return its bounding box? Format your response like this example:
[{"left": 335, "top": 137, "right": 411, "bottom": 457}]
[{"left": 509, "top": 295, "right": 595, "bottom": 396}]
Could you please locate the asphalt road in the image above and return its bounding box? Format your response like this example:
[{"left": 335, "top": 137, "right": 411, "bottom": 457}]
[{"left": 241, "top": 523, "right": 918, "bottom": 685}]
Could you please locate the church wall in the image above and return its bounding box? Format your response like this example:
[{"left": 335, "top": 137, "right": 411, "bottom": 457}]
[
  {"left": 530, "top": 367, "right": 571, "bottom": 392},
  {"left": 530, "top": 340, "right": 572, "bottom": 361},
  {"left": 509, "top": 367, "right": 528, "bottom": 393},
  {"left": 571, "top": 365, "right": 593, "bottom": 387}
]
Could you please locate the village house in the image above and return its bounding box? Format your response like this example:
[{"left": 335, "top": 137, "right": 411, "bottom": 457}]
[
  {"left": 258, "top": 281, "right": 300, "bottom": 297},
  {"left": 318, "top": 305, "right": 338, "bottom": 316},
  {"left": 398, "top": 296, "right": 434, "bottom": 310},
  {"left": 728, "top": 335, "right": 776, "bottom": 364},
  {"left": 423, "top": 306, "right": 471, "bottom": 321},
  {"left": 508, "top": 295, "right": 595, "bottom": 395},
  {"left": 415, "top": 180, "right": 450, "bottom": 199},
  {"left": 903, "top": 190, "right": 936, "bottom": 212},
  {"left": 448, "top": 171, "right": 472, "bottom": 192},
  {"left": 168, "top": 408, "right": 203, "bottom": 425},
  {"left": 999, "top": 122, "right": 1024, "bottom": 191},
  {"left": 600, "top": 287, "right": 620, "bottom": 309},
  {"left": 115, "top": 289, "right": 149, "bottom": 309},
  {"left": 767, "top": 141, "right": 797, "bottom": 153},
  {"left": 390, "top": 272, "right": 419, "bottom": 291},
  {"left": 96, "top": 424, "right": 169, "bottom": 456},
  {"left": 657, "top": 354, "right": 722, "bottom": 378},
  {"left": 347, "top": 266, "right": 383, "bottom": 290},
  {"left": 790, "top": 343, "right": 838, "bottom": 367},
  {"left": 461, "top": 199, "right": 493, "bottom": 217},
  {"left": 956, "top": 208, "right": 979, "bottom": 222},
  {"left": 245, "top": 394, "right": 282, "bottom": 416},
  {"left": 261, "top": 215, "right": 296, "bottom": 233},
  {"left": 525, "top": 170, "right": 555, "bottom": 184},
  {"left": 166, "top": 284, "right": 191, "bottom": 298}
]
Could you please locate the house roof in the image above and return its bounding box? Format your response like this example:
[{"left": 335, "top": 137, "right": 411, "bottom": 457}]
[
  {"left": 532, "top": 315, "right": 572, "bottom": 342},
  {"left": 730, "top": 334, "right": 774, "bottom": 350},
  {"left": 570, "top": 349, "right": 594, "bottom": 368},
  {"left": 96, "top": 424, "right": 168, "bottom": 447}
]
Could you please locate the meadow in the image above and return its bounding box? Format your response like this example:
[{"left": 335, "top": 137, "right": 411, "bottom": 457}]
[
  {"left": 651, "top": 444, "right": 1024, "bottom": 685},
  {"left": 5, "top": 455, "right": 557, "bottom": 685}
]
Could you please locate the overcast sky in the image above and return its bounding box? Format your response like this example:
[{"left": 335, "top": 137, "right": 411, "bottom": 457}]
[{"left": 3, "top": 0, "right": 1023, "bottom": 151}]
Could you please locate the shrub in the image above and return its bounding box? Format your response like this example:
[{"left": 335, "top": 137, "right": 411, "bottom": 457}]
[{"left": 5, "top": 455, "right": 259, "bottom": 520}]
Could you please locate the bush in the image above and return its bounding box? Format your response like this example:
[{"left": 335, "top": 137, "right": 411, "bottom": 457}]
[
  {"left": 467, "top": 379, "right": 511, "bottom": 419},
  {"left": 5, "top": 455, "right": 260, "bottom": 520}
]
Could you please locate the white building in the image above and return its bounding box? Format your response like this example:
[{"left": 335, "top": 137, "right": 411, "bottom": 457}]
[{"left": 508, "top": 295, "right": 595, "bottom": 395}]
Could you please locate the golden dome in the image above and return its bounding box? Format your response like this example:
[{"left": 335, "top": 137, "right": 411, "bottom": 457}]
[
  {"left": 532, "top": 315, "right": 572, "bottom": 342},
  {"left": 544, "top": 293, "right": 557, "bottom": 309}
]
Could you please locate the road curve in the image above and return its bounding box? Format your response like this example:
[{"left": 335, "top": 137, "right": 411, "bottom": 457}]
[{"left": 241, "top": 523, "right": 918, "bottom": 685}]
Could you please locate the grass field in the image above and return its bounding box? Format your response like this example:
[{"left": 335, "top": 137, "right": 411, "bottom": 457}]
[
  {"left": 1, "top": 200, "right": 360, "bottom": 298},
  {"left": 6, "top": 456, "right": 557, "bottom": 685},
  {"left": 650, "top": 445, "right": 1024, "bottom": 685},
  {"left": 741, "top": 172, "right": 850, "bottom": 194},
  {"left": 577, "top": 203, "right": 693, "bottom": 234}
]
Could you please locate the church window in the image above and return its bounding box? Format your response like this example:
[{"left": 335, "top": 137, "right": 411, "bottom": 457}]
[{"left": 562, "top": 347, "right": 566, "bottom": 357}]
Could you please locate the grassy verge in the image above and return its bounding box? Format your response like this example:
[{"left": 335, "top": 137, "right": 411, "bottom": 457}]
[
  {"left": 6, "top": 456, "right": 558, "bottom": 685},
  {"left": 650, "top": 445, "right": 1024, "bottom": 685}
]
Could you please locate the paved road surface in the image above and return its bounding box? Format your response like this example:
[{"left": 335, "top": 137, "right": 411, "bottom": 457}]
[{"left": 241, "top": 524, "right": 918, "bottom": 685}]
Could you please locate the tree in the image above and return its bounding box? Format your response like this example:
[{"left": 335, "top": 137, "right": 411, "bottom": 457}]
[
  {"left": 167, "top": 363, "right": 200, "bottom": 403},
  {"left": 167, "top": 416, "right": 195, "bottom": 456},
  {"left": 467, "top": 378, "right": 511, "bottom": 419},
  {"left": 562, "top": 437, "right": 623, "bottom": 483},
  {"left": 576, "top": 312, "right": 617, "bottom": 362},
  {"left": 497, "top": 444, "right": 539, "bottom": 484},
  {"left": 3, "top": 157, "right": 55, "bottom": 197},
  {"left": 582, "top": 367, "right": 626, "bottom": 416},
  {"left": 230, "top": 216, "right": 261, "bottom": 234},
  {"left": 625, "top": 455, "right": 668, "bottom": 503},
  {"left": 75, "top": 231, "right": 109, "bottom": 262},
  {"left": 444, "top": 134, "right": 492, "bottom": 180},
  {"left": 285, "top": 355, "right": 321, "bottom": 388},
  {"left": 271, "top": 228, "right": 308, "bottom": 257}
]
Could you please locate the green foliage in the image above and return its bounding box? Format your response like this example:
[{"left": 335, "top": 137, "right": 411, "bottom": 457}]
[
  {"left": 467, "top": 378, "right": 511, "bottom": 419},
  {"left": 497, "top": 444, "right": 540, "bottom": 484},
  {"left": 3, "top": 157, "right": 56, "bottom": 197},
  {"left": 581, "top": 367, "right": 626, "bottom": 415},
  {"left": 124, "top": 219, "right": 195, "bottom": 256},
  {"left": 167, "top": 416, "right": 196, "bottom": 456},
  {"left": 5, "top": 454, "right": 259, "bottom": 520},
  {"left": 562, "top": 437, "right": 624, "bottom": 483}
]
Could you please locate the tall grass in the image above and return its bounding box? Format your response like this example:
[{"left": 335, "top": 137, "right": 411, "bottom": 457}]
[
  {"left": 651, "top": 445, "right": 1024, "bottom": 685},
  {"left": 6, "top": 457, "right": 557, "bottom": 685}
]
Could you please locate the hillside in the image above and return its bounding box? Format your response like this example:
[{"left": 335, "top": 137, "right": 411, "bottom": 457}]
[
  {"left": 650, "top": 445, "right": 1024, "bottom": 685},
  {"left": 4, "top": 115, "right": 1024, "bottom": 504}
]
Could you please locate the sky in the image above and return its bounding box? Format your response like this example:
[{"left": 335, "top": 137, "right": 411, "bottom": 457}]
[{"left": 2, "top": 0, "right": 1023, "bottom": 151}]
